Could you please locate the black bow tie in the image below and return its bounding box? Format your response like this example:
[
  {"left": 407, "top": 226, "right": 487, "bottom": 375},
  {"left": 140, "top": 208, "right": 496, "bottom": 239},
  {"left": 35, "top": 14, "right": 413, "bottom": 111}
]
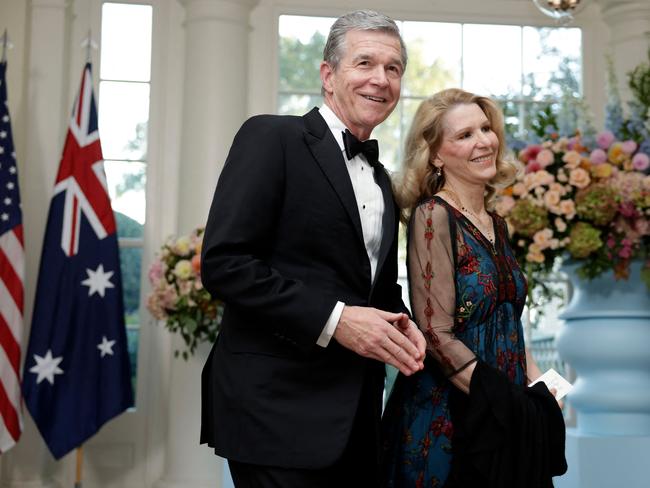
[{"left": 342, "top": 129, "right": 380, "bottom": 168}]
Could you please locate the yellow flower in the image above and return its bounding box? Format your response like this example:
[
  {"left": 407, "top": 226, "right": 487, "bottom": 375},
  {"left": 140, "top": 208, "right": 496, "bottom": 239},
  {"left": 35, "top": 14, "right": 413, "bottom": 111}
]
[
  {"left": 173, "top": 260, "right": 193, "bottom": 280},
  {"left": 591, "top": 163, "right": 613, "bottom": 179},
  {"left": 608, "top": 143, "right": 628, "bottom": 166},
  {"left": 174, "top": 236, "right": 191, "bottom": 256}
]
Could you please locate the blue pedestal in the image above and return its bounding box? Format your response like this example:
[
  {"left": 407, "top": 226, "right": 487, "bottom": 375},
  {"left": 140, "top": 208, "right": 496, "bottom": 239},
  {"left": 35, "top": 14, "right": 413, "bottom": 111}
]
[
  {"left": 557, "top": 261, "right": 650, "bottom": 436},
  {"left": 554, "top": 429, "right": 650, "bottom": 488},
  {"left": 554, "top": 261, "right": 650, "bottom": 487}
]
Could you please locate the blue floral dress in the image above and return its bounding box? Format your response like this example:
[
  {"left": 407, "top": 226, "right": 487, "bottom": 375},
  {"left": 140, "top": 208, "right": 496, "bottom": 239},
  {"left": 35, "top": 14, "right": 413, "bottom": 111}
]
[{"left": 381, "top": 196, "right": 529, "bottom": 487}]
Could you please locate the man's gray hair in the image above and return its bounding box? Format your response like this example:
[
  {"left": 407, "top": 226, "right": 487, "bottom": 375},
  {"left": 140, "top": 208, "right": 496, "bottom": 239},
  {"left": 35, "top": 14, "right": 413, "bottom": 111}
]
[{"left": 323, "top": 10, "right": 408, "bottom": 71}]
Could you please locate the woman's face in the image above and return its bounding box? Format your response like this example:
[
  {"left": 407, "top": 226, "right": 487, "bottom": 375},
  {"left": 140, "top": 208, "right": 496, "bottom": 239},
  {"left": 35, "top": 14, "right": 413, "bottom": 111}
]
[{"left": 435, "top": 103, "right": 499, "bottom": 185}]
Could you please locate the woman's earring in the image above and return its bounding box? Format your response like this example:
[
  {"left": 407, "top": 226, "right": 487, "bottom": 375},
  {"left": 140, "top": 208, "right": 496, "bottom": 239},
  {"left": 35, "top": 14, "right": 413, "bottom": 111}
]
[{"left": 435, "top": 166, "right": 442, "bottom": 177}]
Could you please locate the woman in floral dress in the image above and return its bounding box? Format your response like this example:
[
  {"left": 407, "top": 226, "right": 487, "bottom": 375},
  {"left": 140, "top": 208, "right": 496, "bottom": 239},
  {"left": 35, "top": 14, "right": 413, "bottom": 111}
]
[{"left": 382, "top": 88, "right": 564, "bottom": 487}]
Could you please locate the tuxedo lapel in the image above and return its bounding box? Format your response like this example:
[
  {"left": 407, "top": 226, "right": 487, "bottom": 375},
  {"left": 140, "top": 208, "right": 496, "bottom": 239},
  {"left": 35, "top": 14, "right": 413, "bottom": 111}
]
[
  {"left": 303, "top": 108, "right": 365, "bottom": 246},
  {"left": 372, "top": 166, "right": 396, "bottom": 287}
]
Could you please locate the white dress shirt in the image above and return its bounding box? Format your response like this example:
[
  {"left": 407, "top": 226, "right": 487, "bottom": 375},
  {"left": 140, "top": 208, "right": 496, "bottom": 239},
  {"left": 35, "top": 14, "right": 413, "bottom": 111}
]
[{"left": 316, "top": 105, "right": 385, "bottom": 347}]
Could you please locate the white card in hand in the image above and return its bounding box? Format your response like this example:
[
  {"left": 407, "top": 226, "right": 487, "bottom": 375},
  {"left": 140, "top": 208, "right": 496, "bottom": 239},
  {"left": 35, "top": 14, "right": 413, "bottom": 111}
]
[{"left": 529, "top": 368, "right": 573, "bottom": 400}]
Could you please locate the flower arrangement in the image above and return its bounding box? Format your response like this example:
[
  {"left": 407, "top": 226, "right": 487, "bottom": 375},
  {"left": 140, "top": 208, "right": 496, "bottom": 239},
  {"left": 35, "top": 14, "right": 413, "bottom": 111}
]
[
  {"left": 496, "top": 132, "right": 650, "bottom": 296},
  {"left": 496, "top": 51, "right": 650, "bottom": 302},
  {"left": 146, "top": 227, "right": 222, "bottom": 359}
]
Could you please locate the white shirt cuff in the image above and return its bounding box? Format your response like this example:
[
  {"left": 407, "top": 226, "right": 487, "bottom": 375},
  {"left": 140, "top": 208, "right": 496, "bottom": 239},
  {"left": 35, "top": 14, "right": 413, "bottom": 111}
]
[{"left": 317, "top": 301, "right": 345, "bottom": 347}]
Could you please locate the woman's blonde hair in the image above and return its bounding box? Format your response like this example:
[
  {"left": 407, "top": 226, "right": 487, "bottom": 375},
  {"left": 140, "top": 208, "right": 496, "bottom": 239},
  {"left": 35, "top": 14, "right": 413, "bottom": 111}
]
[{"left": 394, "top": 88, "right": 520, "bottom": 222}]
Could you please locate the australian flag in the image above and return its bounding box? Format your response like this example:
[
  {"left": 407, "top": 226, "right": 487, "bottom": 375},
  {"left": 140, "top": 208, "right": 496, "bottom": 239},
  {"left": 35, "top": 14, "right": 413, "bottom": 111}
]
[{"left": 22, "top": 63, "right": 133, "bottom": 459}]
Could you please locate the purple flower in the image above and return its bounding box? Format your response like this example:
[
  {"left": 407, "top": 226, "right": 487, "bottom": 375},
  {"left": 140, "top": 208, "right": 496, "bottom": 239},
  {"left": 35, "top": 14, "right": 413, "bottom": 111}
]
[
  {"left": 619, "top": 201, "right": 638, "bottom": 218},
  {"left": 596, "top": 131, "right": 616, "bottom": 149},
  {"left": 590, "top": 148, "right": 608, "bottom": 165},
  {"left": 621, "top": 140, "right": 638, "bottom": 154},
  {"left": 632, "top": 152, "right": 650, "bottom": 171}
]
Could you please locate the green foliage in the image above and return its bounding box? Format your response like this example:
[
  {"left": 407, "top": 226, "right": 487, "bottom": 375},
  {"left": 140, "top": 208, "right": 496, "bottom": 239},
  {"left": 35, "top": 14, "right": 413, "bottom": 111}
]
[
  {"left": 115, "top": 211, "right": 143, "bottom": 314},
  {"left": 628, "top": 49, "right": 650, "bottom": 109},
  {"left": 115, "top": 164, "right": 146, "bottom": 198},
  {"left": 502, "top": 31, "right": 583, "bottom": 145},
  {"left": 279, "top": 31, "right": 326, "bottom": 92},
  {"left": 401, "top": 38, "right": 456, "bottom": 97},
  {"left": 530, "top": 105, "right": 558, "bottom": 139},
  {"left": 124, "top": 121, "right": 148, "bottom": 160}
]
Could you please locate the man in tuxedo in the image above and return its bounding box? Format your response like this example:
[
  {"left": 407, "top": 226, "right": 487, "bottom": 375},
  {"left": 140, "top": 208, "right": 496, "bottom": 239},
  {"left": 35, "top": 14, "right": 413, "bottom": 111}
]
[{"left": 200, "top": 9, "right": 426, "bottom": 487}]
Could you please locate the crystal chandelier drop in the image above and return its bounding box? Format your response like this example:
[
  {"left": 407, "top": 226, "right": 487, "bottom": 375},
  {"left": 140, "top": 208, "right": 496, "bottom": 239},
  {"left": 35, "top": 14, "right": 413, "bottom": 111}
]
[{"left": 532, "top": 0, "right": 585, "bottom": 26}]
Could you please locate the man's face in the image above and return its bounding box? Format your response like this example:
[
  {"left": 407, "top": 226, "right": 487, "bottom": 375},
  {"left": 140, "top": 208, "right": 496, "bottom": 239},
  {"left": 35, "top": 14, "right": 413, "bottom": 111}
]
[{"left": 321, "top": 30, "right": 403, "bottom": 141}]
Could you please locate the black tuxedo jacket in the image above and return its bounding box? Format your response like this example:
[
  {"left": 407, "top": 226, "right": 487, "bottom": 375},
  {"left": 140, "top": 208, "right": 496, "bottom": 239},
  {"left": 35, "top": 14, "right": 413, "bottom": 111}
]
[{"left": 200, "top": 107, "right": 406, "bottom": 469}]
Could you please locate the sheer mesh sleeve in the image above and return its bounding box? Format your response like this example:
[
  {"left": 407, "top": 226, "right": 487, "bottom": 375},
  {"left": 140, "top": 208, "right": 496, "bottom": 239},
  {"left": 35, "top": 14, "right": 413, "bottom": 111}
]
[{"left": 408, "top": 200, "right": 477, "bottom": 378}]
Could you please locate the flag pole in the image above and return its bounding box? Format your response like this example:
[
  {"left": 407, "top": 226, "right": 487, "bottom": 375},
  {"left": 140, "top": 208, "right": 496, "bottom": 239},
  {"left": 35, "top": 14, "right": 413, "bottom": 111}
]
[
  {"left": 74, "top": 446, "right": 83, "bottom": 488},
  {"left": 1, "top": 29, "right": 9, "bottom": 63},
  {"left": 80, "top": 29, "right": 97, "bottom": 64}
]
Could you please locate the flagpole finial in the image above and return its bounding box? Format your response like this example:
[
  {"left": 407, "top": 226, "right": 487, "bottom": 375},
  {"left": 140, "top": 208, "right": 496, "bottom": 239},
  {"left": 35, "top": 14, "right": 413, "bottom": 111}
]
[
  {"left": 2, "top": 29, "right": 15, "bottom": 64},
  {"left": 80, "top": 29, "right": 98, "bottom": 64}
]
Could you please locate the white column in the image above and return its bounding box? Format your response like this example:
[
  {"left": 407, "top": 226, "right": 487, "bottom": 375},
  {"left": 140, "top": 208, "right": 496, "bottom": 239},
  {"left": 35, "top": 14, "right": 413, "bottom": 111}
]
[
  {"left": 175, "top": 0, "right": 259, "bottom": 234},
  {"left": 596, "top": 0, "right": 650, "bottom": 102},
  {"left": 2, "top": 0, "right": 68, "bottom": 487},
  {"left": 155, "top": 1, "right": 257, "bottom": 487}
]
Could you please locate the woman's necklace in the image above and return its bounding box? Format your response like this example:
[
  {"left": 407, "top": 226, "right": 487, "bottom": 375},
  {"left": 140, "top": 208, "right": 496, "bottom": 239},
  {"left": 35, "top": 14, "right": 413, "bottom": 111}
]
[{"left": 439, "top": 186, "right": 495, "bottom": 246}]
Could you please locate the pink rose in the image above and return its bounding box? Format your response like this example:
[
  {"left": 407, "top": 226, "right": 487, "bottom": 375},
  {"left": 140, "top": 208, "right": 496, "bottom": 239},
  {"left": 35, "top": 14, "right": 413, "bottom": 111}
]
[
  {"left": 543, "top": 189, "right": 561, "bottom": 209},
  {"left": 562, "top": 150, "right": 582, "bottom": 169},
  {"left": 148, "top": 260, "right": 164, "bottom": 284},
  {"left": 559, "top": 199, "right": 576, "bottom": 219},
  {"left": 520, "top": 144, "right": 542, "bottom": 163},
  {"left": 634, "top": 218, "right": 649, "bottom": 236},
  {"left": 619, "top": 246, "right": 632, "bottom": 259},
  {"left": 495, "top": 195, "right": 516, "bottom": 216},
  {"left": 512, "top": 183, "right": 527, "bottom": 196},
  {"left": 569, "top": 168, "right": 591, "bottom": 189},
  {"left": 536, "top": 149, "right": 555, "bottom": 167},
  {"left": 589, "top": 148, "right": 607, "bottom": 165},
  {"left": 621, "top": 140, "right": 638, "bottom": 154},
  {"left": 526, "top": 160, "right": 542, "bottom": 173},
  {"left": 606, "top": 236, "right": 616, "bottom": 248},
  {"left": 632, "top": 152, "right": 650, "bottom": 171},
  {"left": 596, "top": 131, "right": 615, "bottom": 149}
]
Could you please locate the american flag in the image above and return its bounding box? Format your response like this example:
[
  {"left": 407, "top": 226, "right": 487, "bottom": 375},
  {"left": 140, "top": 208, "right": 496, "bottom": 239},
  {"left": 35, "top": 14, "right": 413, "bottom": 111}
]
[
  {"left": 0, "top": 60, "right": 23, "bottom": 453},
  {"left": 22, "top": 63, "right": 133, "bottom": 459}
]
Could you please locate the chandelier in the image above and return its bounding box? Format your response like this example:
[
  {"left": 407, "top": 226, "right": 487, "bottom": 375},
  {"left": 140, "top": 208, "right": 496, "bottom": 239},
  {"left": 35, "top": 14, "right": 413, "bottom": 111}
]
[{"left": 532, "top": 0, "right": 585, "bottom": 26}]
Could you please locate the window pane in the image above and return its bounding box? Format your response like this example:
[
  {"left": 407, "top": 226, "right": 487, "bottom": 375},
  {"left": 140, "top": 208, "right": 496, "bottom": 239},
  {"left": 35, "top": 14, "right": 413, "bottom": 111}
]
[
  {"left": 279, "top": 15, "right": 334, "bottom": 92},
  {"left": 126, "top": 324, "right": 139, "bottom": 400},
  {"left": 373, "top": 105, "right": 403, "bottom": 173},
  {"left": 374, "top": 98, "right": 424, "bottom": 172},
  {"left": 463, "top": 24, "right": 522, "bottom": 97},
  {"left": 99, "top": 81, "right": 150, "bottom": 161},
  {"left": 100, "top": 3, "right": 153, "bottom": 81},
  {"left": 401, "top": 22, "right": 461, "bottom": 97},
  {"left": 120, "top": 244, "right": 142, "bottom": 400},
  {"left": 105, "top": 160, "right": 146, "bottom": 225},
  {"left": 523, "top": 27, "right": 582, "bottom": 100},
  {"left": 277, "top": 93, "right": 323, "bottom": 116}
]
